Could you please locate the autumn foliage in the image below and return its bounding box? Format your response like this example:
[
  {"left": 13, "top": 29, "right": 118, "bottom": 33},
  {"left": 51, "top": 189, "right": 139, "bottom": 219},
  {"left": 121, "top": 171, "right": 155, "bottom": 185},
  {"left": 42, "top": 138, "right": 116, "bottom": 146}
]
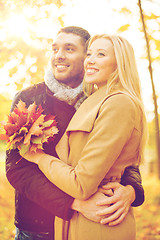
[{"left": 0, "top": 100, "right": 58, "bottom": 155}]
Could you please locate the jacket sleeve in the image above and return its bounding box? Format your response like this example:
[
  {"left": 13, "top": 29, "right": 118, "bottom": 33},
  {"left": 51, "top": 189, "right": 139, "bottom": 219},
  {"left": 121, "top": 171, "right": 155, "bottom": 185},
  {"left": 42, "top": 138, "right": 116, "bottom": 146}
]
[
  {"left": 5, "top": 92, "right": 74, "bottom": 220},
  {"left": 121, "top": 165, "right": 145, "bottom": 207}
]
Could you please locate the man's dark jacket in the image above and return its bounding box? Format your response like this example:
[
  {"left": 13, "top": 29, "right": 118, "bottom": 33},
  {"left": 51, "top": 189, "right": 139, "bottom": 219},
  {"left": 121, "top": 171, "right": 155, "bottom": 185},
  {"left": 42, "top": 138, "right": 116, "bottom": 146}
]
[{"left": 6, "top": 82, "right": 144, "bottom": 239}]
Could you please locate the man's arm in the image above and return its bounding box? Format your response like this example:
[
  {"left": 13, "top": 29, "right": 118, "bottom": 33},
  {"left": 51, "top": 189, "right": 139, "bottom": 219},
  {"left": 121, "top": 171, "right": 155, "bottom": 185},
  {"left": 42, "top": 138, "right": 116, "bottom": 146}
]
[
  {"left": 6, "top": 149, "right": 74, "bottom": 220},
  {"left": 121, "top": 165, "right": 144, "bottom": 207},
  {"left": 96, "top": 182, "right": 135, "bottom": 225},
  {"left": 70, "top": 183, "right": 135, "bottom": 226},
  {"left": 71, "top": 191, "right": 108, "bottom": 223},
  {"left": 5, "top": 88, "right": 75, "bottom": 220}
]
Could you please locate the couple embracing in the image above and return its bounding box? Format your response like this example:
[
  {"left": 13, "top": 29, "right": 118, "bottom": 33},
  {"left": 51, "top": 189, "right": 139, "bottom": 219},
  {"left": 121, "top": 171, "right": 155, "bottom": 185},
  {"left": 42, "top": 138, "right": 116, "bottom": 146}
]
[{"left": 6, "top": 26, "right": 146, "bottom": 240}]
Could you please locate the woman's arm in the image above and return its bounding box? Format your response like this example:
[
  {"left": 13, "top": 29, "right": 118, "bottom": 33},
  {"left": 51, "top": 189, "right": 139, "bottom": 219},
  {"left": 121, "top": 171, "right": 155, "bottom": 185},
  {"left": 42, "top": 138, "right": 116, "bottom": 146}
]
[{"left": 24, "top": 94, "right": 138, "bottom": 200}]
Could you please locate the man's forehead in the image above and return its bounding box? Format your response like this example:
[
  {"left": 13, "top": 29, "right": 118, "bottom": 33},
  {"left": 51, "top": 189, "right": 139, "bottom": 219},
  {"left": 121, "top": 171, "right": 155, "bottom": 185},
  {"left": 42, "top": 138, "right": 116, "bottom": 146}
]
[{"left": 53, "top": 32, "right": 82, "bottom": 46}]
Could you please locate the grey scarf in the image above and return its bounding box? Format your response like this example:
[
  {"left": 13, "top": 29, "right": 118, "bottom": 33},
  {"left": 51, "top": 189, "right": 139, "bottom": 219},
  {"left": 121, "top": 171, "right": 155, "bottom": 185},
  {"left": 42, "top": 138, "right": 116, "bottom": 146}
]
[{"left": 44, "top": 69, "right": 86, "bottom": 110}]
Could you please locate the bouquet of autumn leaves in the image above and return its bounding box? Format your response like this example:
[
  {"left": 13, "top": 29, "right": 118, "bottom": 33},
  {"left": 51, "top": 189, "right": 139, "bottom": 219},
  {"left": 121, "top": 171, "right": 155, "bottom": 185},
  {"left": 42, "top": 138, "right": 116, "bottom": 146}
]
[{"left": 0, "top": 100, "right": 58, "bottom": 160}]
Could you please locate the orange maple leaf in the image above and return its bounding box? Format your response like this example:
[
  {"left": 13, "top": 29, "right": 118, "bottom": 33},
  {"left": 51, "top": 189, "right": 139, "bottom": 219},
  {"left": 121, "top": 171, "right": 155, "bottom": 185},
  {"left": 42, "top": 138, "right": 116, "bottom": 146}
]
[
  {"left": 1, "top": 100, "right": 58, "bottom": 160},
  {"left": 24, "top": 114, "right": 45, "bottom": 145}
]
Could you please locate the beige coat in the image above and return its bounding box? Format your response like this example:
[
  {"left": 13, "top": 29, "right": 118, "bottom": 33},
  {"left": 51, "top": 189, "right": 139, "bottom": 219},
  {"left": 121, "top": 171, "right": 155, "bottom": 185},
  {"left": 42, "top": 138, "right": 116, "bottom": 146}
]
[{"left": 38, "top": 86, "right": 142, "bottom": 240}]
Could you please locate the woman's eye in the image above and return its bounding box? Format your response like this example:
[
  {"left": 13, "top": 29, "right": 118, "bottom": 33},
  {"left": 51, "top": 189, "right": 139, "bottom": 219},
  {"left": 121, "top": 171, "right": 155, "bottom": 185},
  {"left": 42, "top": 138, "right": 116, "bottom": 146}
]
[
  {"left": 86, "top": 53, "right": 91, "bottom": 57},
  {"left": 98, "top": 52, "right": 105, "bottom": 56}
]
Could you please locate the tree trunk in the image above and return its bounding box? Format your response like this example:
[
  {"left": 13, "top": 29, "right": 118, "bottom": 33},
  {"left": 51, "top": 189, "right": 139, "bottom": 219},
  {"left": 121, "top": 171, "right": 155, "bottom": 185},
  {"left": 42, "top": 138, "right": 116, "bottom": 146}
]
[{"left": 138, "top": 0, "right": 160, "bottom": 178}]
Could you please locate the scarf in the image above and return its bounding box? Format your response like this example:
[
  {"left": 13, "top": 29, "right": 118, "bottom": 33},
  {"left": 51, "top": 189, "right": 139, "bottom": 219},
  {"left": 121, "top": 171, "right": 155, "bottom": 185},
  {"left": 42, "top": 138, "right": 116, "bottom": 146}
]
[{"left": 44, "top": 69, "right": 87, "bottom": 110}]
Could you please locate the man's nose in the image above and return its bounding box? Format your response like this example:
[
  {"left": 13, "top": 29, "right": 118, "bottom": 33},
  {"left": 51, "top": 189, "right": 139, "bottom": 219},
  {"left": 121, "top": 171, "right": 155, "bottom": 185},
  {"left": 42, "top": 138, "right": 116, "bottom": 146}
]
[{"left": 55, "top": 49, "right": 65, "bottom": 60}]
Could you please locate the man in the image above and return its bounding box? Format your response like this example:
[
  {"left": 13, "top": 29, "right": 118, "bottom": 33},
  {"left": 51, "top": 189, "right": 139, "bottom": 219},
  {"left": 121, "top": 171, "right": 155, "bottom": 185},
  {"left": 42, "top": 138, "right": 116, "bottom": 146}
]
[{"left": 6, "top": 26, "right": 144, "bottom": 240}]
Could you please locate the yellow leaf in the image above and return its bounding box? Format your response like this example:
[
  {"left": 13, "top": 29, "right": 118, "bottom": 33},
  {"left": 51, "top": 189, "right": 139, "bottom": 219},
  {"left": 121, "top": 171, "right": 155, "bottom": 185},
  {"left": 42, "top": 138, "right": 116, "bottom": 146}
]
[{"left": 117, "top": 24, "right": 130, "bottom": 33}]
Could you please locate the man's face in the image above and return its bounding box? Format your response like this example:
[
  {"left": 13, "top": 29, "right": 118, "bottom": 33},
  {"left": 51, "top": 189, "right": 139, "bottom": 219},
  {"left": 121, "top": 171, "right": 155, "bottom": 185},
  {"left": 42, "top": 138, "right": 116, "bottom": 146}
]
[{"left": 51, "top": 32, "right": 86, "bottom": 88}]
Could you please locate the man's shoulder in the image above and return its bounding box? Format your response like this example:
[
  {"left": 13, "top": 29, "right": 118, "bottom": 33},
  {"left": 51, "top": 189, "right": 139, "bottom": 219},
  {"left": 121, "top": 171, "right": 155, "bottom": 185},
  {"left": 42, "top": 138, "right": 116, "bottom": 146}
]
[
  {"left": 19, "top": 82, "right": 46, "bottom": 96},
  {"left": 11, "top": 82, "right": 47, "bottom": 109},
  {"left": 18, "top": 82, "right": 46, "bottom": 98}
]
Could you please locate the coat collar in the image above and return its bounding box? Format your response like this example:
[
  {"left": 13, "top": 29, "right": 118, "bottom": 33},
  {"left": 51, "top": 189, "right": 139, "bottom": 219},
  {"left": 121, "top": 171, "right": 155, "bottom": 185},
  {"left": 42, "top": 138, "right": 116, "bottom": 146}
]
[{"left": 66, "top": 86, "right": 123, "bottom": 133}]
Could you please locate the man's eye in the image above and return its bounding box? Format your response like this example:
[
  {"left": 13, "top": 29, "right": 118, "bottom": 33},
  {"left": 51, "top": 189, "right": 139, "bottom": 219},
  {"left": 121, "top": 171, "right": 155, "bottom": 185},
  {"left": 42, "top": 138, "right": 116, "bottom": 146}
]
[
  {"left": 66, "top": 48, "right": 74, "bottom": 52},
  {"left": 52, "top": 48, "right": 58, "bottom": 53}
]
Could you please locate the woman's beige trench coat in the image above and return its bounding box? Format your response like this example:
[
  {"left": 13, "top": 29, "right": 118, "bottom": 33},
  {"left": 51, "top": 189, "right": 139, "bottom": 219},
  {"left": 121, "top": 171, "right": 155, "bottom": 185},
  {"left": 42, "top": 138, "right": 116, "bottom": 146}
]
[{"left": 38, "top": 86, "right": 143, "bottom": 240}]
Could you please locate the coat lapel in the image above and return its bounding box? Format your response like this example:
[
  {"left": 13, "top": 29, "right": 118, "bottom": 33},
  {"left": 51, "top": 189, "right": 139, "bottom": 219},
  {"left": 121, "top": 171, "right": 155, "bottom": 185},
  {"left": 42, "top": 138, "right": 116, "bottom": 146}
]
[
  {"left": 56, "top": 132, "right": 69, "bottom": 163},
  {"left": 56, "top": 86, "right": 123, "bottom": 162},
  {"left": 66, "top": 86, "right": 109, "bottom": 133}
]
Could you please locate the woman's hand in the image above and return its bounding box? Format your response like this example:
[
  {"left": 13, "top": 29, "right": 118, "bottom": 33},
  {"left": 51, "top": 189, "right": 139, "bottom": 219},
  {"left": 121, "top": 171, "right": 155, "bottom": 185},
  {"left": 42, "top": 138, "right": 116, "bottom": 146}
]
[{"left": 20, "top": 150, "right": 45, "bottom": 164}]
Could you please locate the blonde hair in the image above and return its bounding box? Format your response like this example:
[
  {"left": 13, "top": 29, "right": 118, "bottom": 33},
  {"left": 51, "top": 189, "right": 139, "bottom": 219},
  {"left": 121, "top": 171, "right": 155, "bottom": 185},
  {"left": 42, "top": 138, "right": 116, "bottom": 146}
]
[{"left": 84, "top": 34, "right": 147, "bottom": 163}]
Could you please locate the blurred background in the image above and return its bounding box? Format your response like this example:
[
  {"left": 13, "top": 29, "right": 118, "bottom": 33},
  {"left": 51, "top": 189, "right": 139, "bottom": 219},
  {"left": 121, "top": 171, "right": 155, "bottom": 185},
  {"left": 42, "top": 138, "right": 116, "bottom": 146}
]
[{"left": 0, "top": 0, "right": 160, "bottom": 239}]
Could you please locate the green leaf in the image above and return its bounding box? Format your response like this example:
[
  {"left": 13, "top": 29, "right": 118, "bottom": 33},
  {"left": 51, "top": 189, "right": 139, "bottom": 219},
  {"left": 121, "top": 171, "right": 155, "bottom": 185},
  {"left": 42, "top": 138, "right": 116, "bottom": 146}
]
[
  {"left": 41, "top": 119, "right": 54, "bottom": 128},
  {"left": 31, "top": 136, "right": 43, "bottom": 144},
  {"left": 18, "top": 144, "right": 30, "bottom": 156}
]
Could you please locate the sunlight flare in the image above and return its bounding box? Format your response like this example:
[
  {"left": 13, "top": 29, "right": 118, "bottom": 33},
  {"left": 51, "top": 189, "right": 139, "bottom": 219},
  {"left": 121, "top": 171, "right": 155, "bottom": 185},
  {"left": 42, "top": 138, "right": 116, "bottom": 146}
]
[{"left": 5, "top": 12, "right": 31, "bottom": 38}]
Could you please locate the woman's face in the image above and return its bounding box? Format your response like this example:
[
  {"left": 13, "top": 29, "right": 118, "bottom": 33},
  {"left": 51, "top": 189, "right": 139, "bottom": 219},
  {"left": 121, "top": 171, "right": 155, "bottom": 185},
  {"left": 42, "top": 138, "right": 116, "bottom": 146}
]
[{"left": 84, "top": 38, "right": 117, "bottom": 88}]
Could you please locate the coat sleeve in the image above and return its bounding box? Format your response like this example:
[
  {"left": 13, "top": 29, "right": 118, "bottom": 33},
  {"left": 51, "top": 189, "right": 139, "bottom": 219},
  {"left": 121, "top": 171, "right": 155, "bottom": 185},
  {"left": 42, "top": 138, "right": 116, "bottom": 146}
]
[
  {"left": 5, "top": 92, "right": 74, "bottom": 220},
  {"left": 38, "top": 94, "right": 139, "bottom": 200},
  {"left": 121, "top": 165, "right": 145, "bottom": 207}
]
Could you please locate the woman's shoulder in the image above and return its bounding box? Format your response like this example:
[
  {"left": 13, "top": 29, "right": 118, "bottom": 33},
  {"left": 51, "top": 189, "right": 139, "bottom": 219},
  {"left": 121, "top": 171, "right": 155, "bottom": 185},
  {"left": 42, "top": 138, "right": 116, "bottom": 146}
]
[
  {"left": 101, "top": 92, "right": 139, "bottom": 119},
  {"left": 106, "top": 92, "right": 137, "bottom": 109}
]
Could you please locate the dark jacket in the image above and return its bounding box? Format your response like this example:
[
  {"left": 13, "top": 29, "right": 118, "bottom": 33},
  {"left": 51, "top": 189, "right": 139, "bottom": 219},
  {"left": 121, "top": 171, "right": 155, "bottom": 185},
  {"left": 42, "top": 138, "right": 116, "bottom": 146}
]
[{"left": 6, "top": 82, "right": 144, "bottom": 239}]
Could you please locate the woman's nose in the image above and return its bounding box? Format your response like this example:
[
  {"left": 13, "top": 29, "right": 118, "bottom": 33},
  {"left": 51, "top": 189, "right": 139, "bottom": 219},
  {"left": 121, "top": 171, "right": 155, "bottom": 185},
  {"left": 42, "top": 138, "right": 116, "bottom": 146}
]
[{"left": 88, "top": 55, "right": 95, "bottom": 64}]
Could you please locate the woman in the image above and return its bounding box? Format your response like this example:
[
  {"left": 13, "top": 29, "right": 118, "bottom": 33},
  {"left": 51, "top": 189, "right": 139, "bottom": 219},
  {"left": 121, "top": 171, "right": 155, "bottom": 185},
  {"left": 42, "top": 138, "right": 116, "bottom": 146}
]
[{"left": 22, "top": 34, "right": 147, "bottom": 240}]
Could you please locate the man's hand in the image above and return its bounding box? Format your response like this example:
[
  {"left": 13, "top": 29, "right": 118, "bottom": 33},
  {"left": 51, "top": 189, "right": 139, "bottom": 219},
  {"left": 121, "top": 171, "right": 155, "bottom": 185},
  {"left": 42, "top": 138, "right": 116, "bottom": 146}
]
[
  {"left": 96, "top": 182, "right": 136, "bottom": 226},
  {"left": 71, "top": 191, "right": 113, "bottom": 223}
]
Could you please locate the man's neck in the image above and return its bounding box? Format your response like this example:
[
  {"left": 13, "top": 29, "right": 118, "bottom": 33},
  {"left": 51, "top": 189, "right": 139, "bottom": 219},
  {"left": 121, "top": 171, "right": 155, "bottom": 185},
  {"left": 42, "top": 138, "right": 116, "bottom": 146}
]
[
  {"left": 64, "top": 78, "right": 83, "bottom": 89},
  {"left": 44, "top": 68, "right": 86, "bottom": 109}
]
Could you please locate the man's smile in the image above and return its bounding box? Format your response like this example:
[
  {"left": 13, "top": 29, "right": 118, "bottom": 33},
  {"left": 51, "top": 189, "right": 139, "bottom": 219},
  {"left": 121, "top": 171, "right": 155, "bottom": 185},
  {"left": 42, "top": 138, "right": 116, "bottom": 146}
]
[{"left": 55, "top": 64, "right": 70, "bottom": 72}]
